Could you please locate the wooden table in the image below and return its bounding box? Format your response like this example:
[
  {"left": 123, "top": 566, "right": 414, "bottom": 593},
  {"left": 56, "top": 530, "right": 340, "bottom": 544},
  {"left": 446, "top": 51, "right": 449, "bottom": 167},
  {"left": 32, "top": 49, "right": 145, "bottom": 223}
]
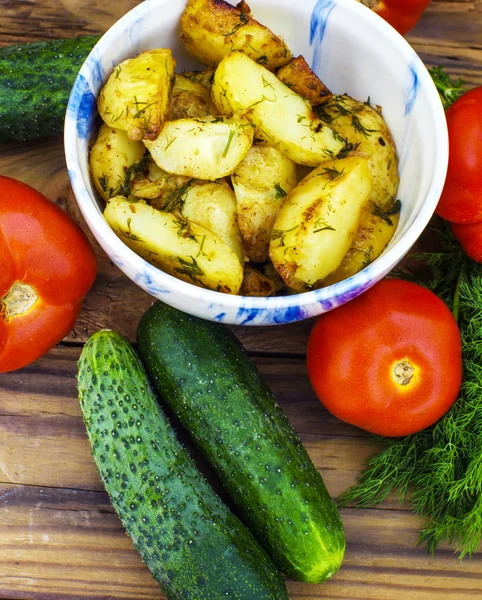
[{"left": 1, "top": 1, "right": 482, "bottom": 598}]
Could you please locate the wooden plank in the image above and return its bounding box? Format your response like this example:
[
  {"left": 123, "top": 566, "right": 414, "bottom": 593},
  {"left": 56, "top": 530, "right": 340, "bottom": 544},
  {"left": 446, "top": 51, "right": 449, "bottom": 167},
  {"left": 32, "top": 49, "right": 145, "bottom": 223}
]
[
  {"left": 1, "top": 482, "right": 481, "bottom": 600},
  {"left": 0, "top": 346, "right": 382, "bottom": 500},
  {"left": 0, "top": 1, "right": 142, "bottom": 45}
]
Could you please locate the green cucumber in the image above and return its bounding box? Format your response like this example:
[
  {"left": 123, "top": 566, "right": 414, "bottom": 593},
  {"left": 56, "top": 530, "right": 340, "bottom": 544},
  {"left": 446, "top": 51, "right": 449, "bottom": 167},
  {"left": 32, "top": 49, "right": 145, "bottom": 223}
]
[
  {"left": 137, "top": 302, "right": 346, "bottom": 584},
  {"left": 0, "top": 36, "right": 99, "bottom": 143},
  {"left": 77, "top": 330, "right": 288, "bottom": 600}
]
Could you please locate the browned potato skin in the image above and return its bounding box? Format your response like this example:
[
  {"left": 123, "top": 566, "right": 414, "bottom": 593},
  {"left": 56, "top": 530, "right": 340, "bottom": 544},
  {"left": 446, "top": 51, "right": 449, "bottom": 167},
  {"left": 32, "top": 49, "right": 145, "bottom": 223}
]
[
  {"left": 181, "top": 0, "right": 292, "bottom": 71},
  {"left": 240, "top": 265, "right": 277, "bottom": 297},
  {"left": 276, "top": 56, "right": 332, "bottom": 107},
  {"left": 322, "top": 201, "right": 401, "bottom": 286},
  {"left": 315, "top": 94, "right": 399, "bottom": 210},
  {"left": 166, "top": 73, "right": 217, "bottom": 120},
  {"left": 98, "top": 49, "right": 175, "bottom": 142}
]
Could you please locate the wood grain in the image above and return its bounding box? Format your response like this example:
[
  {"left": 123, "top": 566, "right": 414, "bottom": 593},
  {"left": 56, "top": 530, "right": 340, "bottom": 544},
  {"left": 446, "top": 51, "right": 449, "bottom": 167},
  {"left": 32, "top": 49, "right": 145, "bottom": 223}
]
[
  {"left": 0, "top": 346, "right": 380, "bottom": 499},
  {"left": 2, "top": 482, "right": 481, "bottom": 600},
  {"left": 1, "top": 1, "right": 481, "bottom": 599},
  {"left": 2, "top": 347, "right": 481, "bottom": 600}
]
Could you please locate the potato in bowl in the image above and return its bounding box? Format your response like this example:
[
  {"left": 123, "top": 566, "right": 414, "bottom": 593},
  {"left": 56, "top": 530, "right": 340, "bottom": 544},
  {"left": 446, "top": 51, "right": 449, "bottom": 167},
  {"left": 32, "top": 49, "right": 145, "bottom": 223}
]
[
  {"left": 88, "top": 0, "right": 401, "bottom": 299},
  {"left": 66, "top": 0, "right": 448, "bottom": 325}
]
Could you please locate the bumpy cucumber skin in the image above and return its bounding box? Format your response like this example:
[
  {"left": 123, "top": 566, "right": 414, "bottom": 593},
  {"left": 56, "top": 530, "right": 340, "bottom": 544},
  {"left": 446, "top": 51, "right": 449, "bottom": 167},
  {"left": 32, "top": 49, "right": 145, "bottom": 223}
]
[
  {"left": 0, "top": 36, "right": 99, "bottom": 143},
  {"left": 137, "top": 303, "right": 346, "bottom": 584},
  {"left": 78, "top": 330, "right": 288, "bottom": 600}
]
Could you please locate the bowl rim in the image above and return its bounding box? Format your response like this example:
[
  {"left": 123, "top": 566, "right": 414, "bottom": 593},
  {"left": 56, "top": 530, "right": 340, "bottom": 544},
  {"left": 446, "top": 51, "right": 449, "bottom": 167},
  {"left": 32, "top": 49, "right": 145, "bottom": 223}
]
[{"left": 65, "top": 0, "right": 449, "bottom": 312}]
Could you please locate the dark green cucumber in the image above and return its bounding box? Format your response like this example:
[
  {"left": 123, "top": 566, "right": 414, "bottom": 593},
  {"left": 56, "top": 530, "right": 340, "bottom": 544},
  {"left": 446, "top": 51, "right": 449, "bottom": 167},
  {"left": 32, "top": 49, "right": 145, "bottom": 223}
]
[
  {"left": 77, "top": 330, "right": 288, "bottom": 600},
  {"left": 0, "top": 36, "right": 99, "bottom": 143},
  {"left": 137, "top": 302, "right": 346, "bottom": 584}
]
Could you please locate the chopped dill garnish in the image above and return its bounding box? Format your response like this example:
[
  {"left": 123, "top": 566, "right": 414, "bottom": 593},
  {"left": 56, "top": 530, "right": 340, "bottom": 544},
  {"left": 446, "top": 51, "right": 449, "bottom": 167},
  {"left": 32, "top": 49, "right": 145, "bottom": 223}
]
[
  {"left": 373, "top": 199, "right": 402, "bottom": 226},
  {"left": 222, "top": 129, "right": 236, "bottom": 158},
  {"left": 173, "top": 213, "right": 192, "bottom": 237},
  {"left": 120, "top": 153, "right": 150, "bottom": 197},
  {"left": 98, "top": 174, "right": 119, "bottom": 198},
  {"left": 160, "top": 179, "right": 194, "bottom": 213},
  {"left": 337, "top": 140, "right": 361, "bottom": 160},
  {"left": 262, "top": 74, "right": 275, "bottom": 90},
  {"left": 164, "top": 136, "right": 177, "bottom": 150},
  {"left": 271, "top": 226, "right": 297, "bottom": 248},
  {"left": 313, "top": 217, "right": 335, "bottom": 233},
  {"left": 332, "top": 100, "right": 352, "bottom": 117},
  {"left": 321, "top": 166, "right": 345, "bottom": 181},
  {"left": 174, "top": 256, "right": 205, "bottom": 285},
  {"left": 314, "top": 101, "right": 333, "bottom": 123},
  {"left": 196, "top": 234, "right": 207, "bottom": 258},
  {"left": 121, "top": 217, "right": 141, "bottom": 241},
  {"left": 224, "top": 8, "right": 249, "bottom": 37},
  {"left": 132, "top": 98, "right": 157, "bottom": 119},
  {"left": 274, "top": 184, "right": 287, "bottom": 199},
  {"left": 351, "top": 114, "right": 377, "bottom": 137},
  {"left": 256, "top": 55, "right": 269, "bottom": 66}
]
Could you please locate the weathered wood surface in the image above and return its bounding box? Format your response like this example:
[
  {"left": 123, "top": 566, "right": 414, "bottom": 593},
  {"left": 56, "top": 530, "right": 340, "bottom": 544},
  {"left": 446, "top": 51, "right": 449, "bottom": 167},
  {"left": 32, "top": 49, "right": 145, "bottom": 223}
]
[
  {"left": 0, "top": 0, "right": 481, "bottom": 598},
  {"left": 2, "top": 349, "right": 482, "bottom": 600}
]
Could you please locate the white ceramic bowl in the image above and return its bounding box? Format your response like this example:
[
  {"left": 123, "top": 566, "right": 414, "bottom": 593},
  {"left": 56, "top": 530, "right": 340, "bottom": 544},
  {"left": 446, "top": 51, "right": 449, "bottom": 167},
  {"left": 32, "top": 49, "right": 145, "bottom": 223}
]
[{"left": 65, "top": 0, "right": 448, "bottom": 326}]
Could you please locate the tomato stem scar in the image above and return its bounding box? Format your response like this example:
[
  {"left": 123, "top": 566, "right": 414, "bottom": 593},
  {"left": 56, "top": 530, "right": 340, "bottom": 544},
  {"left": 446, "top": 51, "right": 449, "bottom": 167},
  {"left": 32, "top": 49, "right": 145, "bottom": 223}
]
[
  {"left": 392, "top": 359, "right": 415, "bottom": 386},
  {"left": 0, "top": 282, "right": 39, "bottom": 320}
]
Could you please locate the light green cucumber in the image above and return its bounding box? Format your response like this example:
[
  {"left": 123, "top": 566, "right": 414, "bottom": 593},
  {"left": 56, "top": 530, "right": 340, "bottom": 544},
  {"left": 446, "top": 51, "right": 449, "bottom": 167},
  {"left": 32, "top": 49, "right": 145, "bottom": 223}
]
[
  {"left": 136, "top": 302, "right": 346, "bottom": 583},
  {"left": 77, "top": 330, "right": 288, "bottom": 600}
]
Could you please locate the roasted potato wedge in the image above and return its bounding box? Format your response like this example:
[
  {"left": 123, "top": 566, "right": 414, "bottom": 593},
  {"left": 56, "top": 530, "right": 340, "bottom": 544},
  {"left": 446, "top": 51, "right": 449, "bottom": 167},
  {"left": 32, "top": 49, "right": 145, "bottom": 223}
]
[
  {"left": 181, "top": 180, "right": 245, "bottom": 263},
  {"left": 180, "top": 0, "right": 292, "bottom": 71},
  {"left": 104, "top": 196, "right": 243, "bottom": 294},
  {"left": 90, "top": 123, "right": 145, "bottom": 200},
  {"left": 316, "top": 94, "right": 399, "bottom": 209},
  {"left": 167, "top": 73, "right": 217, "bottom": 120},
  {"left": 269, "top": 157, "right": 372, "bottom": 290},
  {"left": 276, "top": 56, "right": 331, "bottom": 106},
  {"left": 232, "top": 145, "right": 297, "bottom": 262},
  {"left": 240, "top": 264, "right": 277, "bottom": 297},
  {"left": 212, "top": 52, "right": 343, "bottom": 165},
  {"left": 144, "top": 115, "right": 254, "bottom": 180},
  {"left": 98, "top": 49, "right": 175, "bottom": 141},
  {"left": 322, "top": 200, "right": 401, "bottom": 286}
]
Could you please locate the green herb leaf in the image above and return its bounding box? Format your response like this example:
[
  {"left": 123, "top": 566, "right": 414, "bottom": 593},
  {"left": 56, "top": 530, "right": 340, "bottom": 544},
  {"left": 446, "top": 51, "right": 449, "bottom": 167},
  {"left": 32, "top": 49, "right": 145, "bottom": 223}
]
[
  {"left": 274, "top": 184, "right": 287, "bottom": 199},
  {"left": 120, "top": 152, "right": 150, "bottom": 197},
  {"left": 372, "top": 199, "right": 402, "bottom": 226},
  {"left": 429, "top": 66, "right": 466, "bottom": 110}
]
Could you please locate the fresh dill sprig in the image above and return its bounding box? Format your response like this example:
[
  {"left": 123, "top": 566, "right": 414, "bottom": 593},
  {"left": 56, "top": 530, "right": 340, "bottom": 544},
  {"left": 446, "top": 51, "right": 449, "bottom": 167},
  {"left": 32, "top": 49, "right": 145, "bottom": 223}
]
[
  {"left": 339, "top": 225, "right": 482, "bottom": 557},
  {"left": 429, "top": 66, "right": 466, "bottom": 110}
]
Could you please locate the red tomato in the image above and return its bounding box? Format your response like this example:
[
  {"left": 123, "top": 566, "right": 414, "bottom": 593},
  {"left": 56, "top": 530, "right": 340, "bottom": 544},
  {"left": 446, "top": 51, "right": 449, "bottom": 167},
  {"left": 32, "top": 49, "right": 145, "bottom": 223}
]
[
  {"left": 0, "top": 176, "right": 97, "bottom": 372},
  {"left": 451, "top": 221, "right": 482, "bottom": 263},
  {"left": 306, "top": 279, "right": 462, "bottom": 437},
  {"left": 359, "top": 0, "right": 431, "bottom": 35},
  {"left": 436, "top": 87, "right": 482, "bottom": 224}
]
